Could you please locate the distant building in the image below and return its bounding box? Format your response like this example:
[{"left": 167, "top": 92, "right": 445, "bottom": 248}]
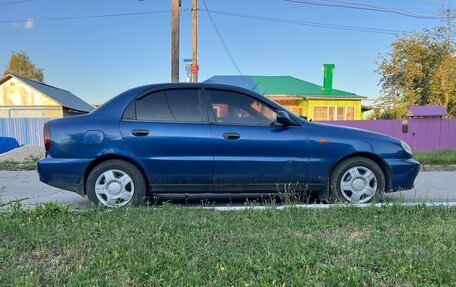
[
  {"left": 0, "top": 73, "right": 93, "bottom": 118},
  {"left": 405, "top": 105, "right": 448, "bottom": 119},
  {"left": 205, "top": 64, "right": 366, "bottom": 121}
]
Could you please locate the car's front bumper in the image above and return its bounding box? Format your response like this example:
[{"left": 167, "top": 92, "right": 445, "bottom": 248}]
[
  {"left": 38, "top": 157, "right": 92, "bottom": 196},
  {"left": 385, "top": 158, "right": 420, "bottom": 191}
]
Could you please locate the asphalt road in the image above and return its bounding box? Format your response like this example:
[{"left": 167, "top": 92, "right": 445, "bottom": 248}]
[{"left": 0, "top": 170, "right": 455, "bottom": 209}]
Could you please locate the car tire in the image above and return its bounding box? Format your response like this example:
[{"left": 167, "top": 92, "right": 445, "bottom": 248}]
[
  {"left": 86, "top": 160, "right": 147, "bottom": 207},
  {"left": 329, "top": 157, "right": 385, "bottom": 204}
]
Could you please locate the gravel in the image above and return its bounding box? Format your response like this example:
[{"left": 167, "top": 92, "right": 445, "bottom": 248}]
[{"left": 0, "top": 146, "right": 45, "bottom": 163}]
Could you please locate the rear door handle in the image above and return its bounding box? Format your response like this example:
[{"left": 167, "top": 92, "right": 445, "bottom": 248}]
[
  {"left": 131, "top": 129, "right": 149, "bottom": 136},
  {"left": 223, "top": 132, "right": 240, "bottom": 140}
]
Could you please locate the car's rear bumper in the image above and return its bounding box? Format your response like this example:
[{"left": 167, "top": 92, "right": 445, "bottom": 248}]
[
  {"left": 37, "top": 157, "right": 92, "bottom": 196},
  {"left": 385, "top": 158, "right": 420, "bottom": 191}
]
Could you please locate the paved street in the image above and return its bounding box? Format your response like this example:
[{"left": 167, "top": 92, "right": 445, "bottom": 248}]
[{"left": 0, "top": 170, "right": 455, "bottom": 209}]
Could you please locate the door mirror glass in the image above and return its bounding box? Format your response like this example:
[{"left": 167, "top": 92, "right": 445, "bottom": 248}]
[{"left": 276, "top": 111, "right": 293, "bottom": 126}]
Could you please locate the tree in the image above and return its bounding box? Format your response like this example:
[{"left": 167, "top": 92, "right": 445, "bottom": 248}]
[
  {"left": 375, "top": 27, "right": 456, "bottom": 118},
  {"left": 3, "top": 51, "right": 44, "bottom": 82}
]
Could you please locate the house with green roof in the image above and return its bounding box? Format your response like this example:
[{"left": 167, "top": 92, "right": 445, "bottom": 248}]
[{"left": 205, "top": 64, "right": 366, "bottom": 121}]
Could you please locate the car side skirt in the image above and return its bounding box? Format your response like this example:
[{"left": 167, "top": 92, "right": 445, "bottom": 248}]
[{"left": 149, "top": 183, "right": 325, "bottom": 193}]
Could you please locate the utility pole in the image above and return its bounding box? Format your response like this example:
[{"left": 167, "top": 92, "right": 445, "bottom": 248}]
[
  {"left": 171, "top": 0, "right": 180, "bottom": 82},
  {"left": 192, "top": 0, "right": 199, "bottom": 82}
]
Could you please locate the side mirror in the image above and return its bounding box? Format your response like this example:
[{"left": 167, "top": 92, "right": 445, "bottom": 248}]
[{"left": 276, "top": 111, "right": 293, "bottom": 126}]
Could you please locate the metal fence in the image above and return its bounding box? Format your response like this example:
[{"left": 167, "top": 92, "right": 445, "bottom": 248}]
[
  {"left": 0, "top": 107, "right": 63, "bottom": 118},
  {"left": 322, "top": 118, "right": 456, "bottom": 151},
  {"left": 0, "top": 118, "right": 55, "bottom": 153}
]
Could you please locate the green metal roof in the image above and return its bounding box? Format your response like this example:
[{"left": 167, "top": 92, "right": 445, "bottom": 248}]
[{"left": 205, "top": 75, "right": 366, "bottom": 99}]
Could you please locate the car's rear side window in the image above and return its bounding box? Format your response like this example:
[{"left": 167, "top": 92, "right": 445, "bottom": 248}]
[
  {"left": 129, "top": 89, "right": 203, "bottom": 123},
  {"left": 166, "top": 89, "right": 202, "bottom": 122},
  {"left": 136, "top": 91, "right": 174, "bottom": 122}
]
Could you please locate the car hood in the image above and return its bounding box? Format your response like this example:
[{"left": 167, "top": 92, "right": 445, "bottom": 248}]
[{"left": 305, "top": 121, "right": 401, "bottom": 144}]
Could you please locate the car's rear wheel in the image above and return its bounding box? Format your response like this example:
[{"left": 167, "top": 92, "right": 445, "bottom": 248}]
[
  {"left": 86, "top": 160, "right": 147, "bottom": 207},
  {"left": 329, "top": 157, "right": 385, "bottom": 204}
]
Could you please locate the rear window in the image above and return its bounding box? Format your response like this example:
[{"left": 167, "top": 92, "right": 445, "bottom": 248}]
[
  {"left": 128, "top": 89, "right": 203, "bottom": 123},
  {"left": 136, "top": 91, "right": 174, "bottom": 122},
  {"left": 166, "top": 89, "right": 202, "bottom": 122}
]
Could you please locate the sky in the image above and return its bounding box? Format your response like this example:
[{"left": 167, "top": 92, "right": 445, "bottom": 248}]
[{"left": 0, "top": 0, "right": 453, "bottom": 104}]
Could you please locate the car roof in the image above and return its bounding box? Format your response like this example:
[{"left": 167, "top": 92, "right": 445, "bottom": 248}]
[{"left": 93, "top": 82, "right": 301, "bottom": 123}]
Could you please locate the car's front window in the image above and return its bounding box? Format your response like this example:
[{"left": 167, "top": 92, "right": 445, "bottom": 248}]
[{"left": 208, "top": 89, "right": 277, "bottom": 126}]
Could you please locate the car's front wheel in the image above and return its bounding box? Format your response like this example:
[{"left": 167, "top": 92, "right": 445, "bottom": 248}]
[
  {"left": 329, "top": 157, "right": 385, "bottom": 204},
  {"left": 86, "top": 160, "right": 147, "bottom": 207}
]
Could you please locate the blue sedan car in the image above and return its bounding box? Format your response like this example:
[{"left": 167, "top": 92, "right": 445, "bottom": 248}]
[{"left": 38, "top": 83, "right": 419, "bottom": 207}]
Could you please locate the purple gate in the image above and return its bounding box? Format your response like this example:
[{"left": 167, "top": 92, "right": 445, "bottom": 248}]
[{"left": 321, "top": 118, "right": 456, "bottom": 151}]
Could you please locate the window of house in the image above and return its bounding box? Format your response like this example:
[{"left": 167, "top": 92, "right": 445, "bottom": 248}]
[
  {"left": 313, "top": 106, "right": 328, "bottom": 121},
  {"left": 328, "top": 106, "right": 335, "bottom": 120},
  {"left": 336, "top": 106, "right": 345, "bottom": 120},
  {"left": 208, "top": 90, "right": 277, "bottom": 125},
  {"left": 346, "top": 106, "right": 355, "bottom": 120}
]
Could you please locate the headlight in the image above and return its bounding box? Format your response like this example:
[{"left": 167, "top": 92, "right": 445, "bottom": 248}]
[{"left": 400, "top": 140, "right": 413, "bottom": 155}]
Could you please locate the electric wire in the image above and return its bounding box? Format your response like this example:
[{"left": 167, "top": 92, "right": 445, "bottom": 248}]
[
  {"left": 201, "top": 0, "right": 243, "bottom": 76},
  {"left": 283, "top": 0, "right": 449, "bottom": 19}
]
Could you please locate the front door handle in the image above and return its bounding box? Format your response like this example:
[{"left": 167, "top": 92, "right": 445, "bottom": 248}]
[
  {"left": 223, "top": 132, "right": 240, "bottom": 140},
  {"left": 131, "top": 129, "right": 150, "bottom": 136}
]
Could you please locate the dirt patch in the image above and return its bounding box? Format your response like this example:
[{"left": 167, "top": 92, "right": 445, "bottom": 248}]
[{"left": 0, "top": 146, "right": 44, "bottom": 163}]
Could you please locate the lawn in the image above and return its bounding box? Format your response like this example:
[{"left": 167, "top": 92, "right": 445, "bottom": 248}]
[
  {"left": 0, "top": 203, "right": 455, "bottom": 286},
  {"left": 414, "top": 150, "right": 456, "bottom": 165},
  {"left": 0, "top": 156, "right": 40, "bottom": 171}
]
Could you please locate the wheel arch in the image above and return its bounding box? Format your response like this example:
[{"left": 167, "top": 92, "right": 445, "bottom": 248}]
[
  {"left": 83, "top": 154, "right": 150, "bottom": 195},
  {"left": 330, "top": 152, "right": 392, "bottom": 192}
]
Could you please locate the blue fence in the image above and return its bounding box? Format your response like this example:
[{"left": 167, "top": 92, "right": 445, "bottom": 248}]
[{"left": 0, "top": 118, "right": 55, "bottom": 153}]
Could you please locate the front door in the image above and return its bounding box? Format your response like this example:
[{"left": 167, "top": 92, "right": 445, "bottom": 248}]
[
  {"left": 205, "top": 88, "right": 310, "bottom": 190},
  {"left": 120, "top": 88, "right": 213, "bottom": 188}
]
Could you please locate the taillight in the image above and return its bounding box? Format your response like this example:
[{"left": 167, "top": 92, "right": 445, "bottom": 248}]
[{"left": 44, "top": 122, "right": 51, "bottom": 151}]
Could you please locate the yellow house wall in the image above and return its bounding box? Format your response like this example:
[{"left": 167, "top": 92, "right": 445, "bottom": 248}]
[
  {"left": 298, "top": 99, "right": 362, "bottom": 120},
  {"left": 0, "top": 77, "right": 63, "bottom": 118},
  {"left": 0, "top": 78, "right": 60, "bottom": 106}
]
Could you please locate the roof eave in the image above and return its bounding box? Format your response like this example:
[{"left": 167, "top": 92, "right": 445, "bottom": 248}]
[{"left": 301, "top": 95, "right": 367, "bottom": 100}]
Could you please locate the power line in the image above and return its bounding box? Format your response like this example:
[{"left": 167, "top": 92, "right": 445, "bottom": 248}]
[
  {"left": 0, "top": 7, "right": 412, "bottom": 36},
  {"left": 0, "top": 0, "right": 38, "bottom": 5},
  {"left": 0, "top": 10, "right": 171, "bottom": 24},
  {"left": 314, "top": 0, "right": 442, "bottom": 15},
  {"left": 203, "top": 9, "right": 413, "bottom": 35},
  {"left": 283, "top": 0, "right": 449, "bottom": 19},
  {"left": 200, "top": 0, "right": 243, "bottom": 76}
]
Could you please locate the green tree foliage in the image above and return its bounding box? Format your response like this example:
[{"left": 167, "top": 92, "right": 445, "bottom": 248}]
[
  {"left": 375, "top": 27, "right": 455, "bottom": 118},
  {"left": 3, "top": 51, "right": 44, "bottom": 82}
]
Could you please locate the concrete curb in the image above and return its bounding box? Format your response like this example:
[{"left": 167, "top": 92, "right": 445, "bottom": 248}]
[
  {"left": 2, "top": 201, "right": 455, "bottom": 213},
  {"left": 201, "top": 202, "right": 456, "bottom": 211},
  {"left": 421, "top": 165, "right": 456, "bottom": 171}
]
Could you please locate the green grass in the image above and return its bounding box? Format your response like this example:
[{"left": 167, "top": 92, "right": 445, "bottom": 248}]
[
  {"left": 1, "top": 203, "right": 455, "bottom": 286},
  {"left": 0, "top": 155, "right": 40, "bottom": 171},
  {"left": 414, "top": 150, "right": 456, "bottom": 165}
]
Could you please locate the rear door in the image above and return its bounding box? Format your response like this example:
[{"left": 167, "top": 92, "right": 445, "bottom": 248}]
[{"left": 120, "top": 88, "right": 213, "bottom": 188}]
